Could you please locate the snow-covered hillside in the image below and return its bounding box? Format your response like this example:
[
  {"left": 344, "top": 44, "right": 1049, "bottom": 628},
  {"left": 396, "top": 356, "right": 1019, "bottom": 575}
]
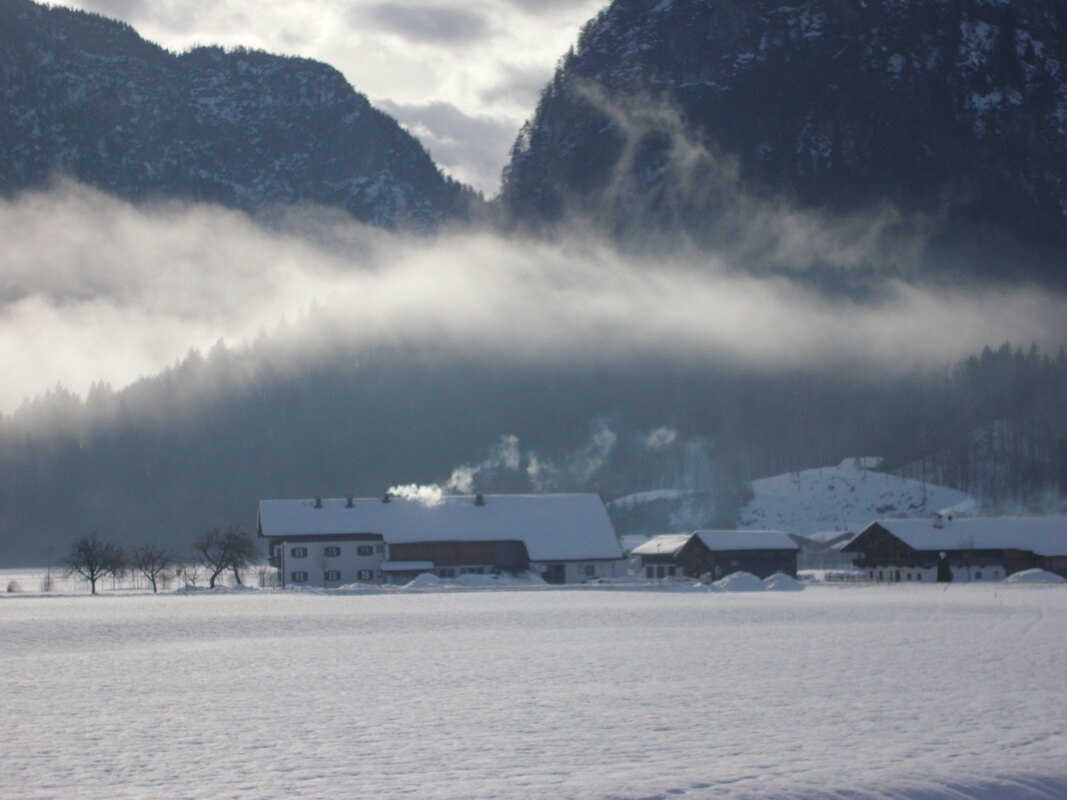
[{"left": 738, "top": 458, "right": 976, "bottom": 537}]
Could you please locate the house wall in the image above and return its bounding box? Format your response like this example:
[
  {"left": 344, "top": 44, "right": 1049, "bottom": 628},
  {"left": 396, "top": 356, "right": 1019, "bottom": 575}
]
[
  {"left": 531, "top": 559, "right": 623, "bottom": 584},
  {"left": 1042, "top": 555, "right": 1067, "bottom": 579},
  {"left": 640, "top": 545, "right": 797, "bottom": 580},
  {"left": 388, "top": 540, "right": 529, "bottom": 571},
  {"left": 708, "top": 550, "right": 797, "bottom": 579},
  {"left": 641, "top": 562, "right": 682, "bottom": 579},
  {"left": 862, "top": 564, "right": 1008, "bottom": 582},
  {"left": 275, "top": 537, "right": 385, "bottom": 587}
]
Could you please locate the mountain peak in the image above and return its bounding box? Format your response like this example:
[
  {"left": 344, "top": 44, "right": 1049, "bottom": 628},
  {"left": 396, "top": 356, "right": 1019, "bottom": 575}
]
[
  {"left": 501, "top": 0, "right": 1067, "bottom": 284},
  {"left": 0, "top": 0, "right": 474, "bottom": 229}
]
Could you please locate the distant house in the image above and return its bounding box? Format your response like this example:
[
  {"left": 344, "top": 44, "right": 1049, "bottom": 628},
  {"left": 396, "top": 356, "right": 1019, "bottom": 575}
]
[
  {"left": 840, "top": 515, "right": 1067, "bottom": 582},
  {"left": 258, "top": 493, "right": 625, "bottom": 587},
  {"left": 631, "top": 530, "right": 799, "bottom": 579}
]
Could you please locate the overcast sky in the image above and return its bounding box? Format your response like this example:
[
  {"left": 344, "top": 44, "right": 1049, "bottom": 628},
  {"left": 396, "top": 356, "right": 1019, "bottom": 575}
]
[{"left": 52, "top": 0, "right": 606, "bottom": 194}]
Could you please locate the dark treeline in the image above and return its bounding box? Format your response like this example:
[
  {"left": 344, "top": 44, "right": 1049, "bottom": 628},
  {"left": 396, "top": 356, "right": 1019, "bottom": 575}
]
[{"left": 1, "top": 341, "right": 1064, "bottom": 565}]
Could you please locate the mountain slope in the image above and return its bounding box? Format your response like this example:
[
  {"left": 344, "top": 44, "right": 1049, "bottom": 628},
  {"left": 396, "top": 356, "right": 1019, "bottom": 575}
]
[
  {"left": 0, "top": 0, "right": 473, "bottom": 228},
  {"left": 500, "top": 0, "right": 1067, "bottom": 283}
]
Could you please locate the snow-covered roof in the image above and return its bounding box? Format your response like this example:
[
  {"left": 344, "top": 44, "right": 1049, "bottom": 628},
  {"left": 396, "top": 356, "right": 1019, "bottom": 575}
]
[
  {"left": 258, "top": 494, "right": 623, "bottom": 562},
  {"left": 807, "top": 530, "right": 853, "bottom": 544},
  {"left": 631, "top": 530, "right": 799, "bottom": 555},
  {"left": 860, "top": 516, "right": 1067, "bottom": 556},
  {"left": 693, "top": 530, "right": 799, "bottom": 551},
  {"left": 630, "top": 534, "right": 692, "bottom": 556}
]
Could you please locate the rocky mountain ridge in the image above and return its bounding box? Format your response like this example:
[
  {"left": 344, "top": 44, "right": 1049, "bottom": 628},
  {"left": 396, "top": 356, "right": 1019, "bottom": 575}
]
[
  {"left": 0, "top": 0, "right": 473, "bottom": 228},
  {"left": 501, "top": 0, "right": 1067, "bottom": 284}
]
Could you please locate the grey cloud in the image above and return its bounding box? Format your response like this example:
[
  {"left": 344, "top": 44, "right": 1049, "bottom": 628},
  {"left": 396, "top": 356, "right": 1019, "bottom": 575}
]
[
  {"left": 355, "top": 2, "right": 489, "bottom": 45},
  {"left": 73, "top": 0, "right": 146, "bottom": 20},
  {"left": 501, "top": 0, "right": 602, "bottom": 14},
  {"left": 375, "top": 99, "right": 517, "bottom": 193},
  {"left": 480, "top": 62, "right": 556, "bottom": 112}
]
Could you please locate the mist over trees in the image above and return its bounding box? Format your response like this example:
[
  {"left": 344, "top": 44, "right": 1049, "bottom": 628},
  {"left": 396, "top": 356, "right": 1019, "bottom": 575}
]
[{"left": 1, "top": 340, "right": 1063, "bottom": 566}]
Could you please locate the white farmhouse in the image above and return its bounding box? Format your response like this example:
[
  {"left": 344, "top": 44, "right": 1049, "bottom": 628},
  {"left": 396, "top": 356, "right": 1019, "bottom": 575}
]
[{"left": 258, "top": 493, "right": 625, "bottom": 587}]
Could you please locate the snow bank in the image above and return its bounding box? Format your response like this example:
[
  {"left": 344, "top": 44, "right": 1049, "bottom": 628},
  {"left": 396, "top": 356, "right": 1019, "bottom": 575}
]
[
  {"left": 1004, "top": 569, "right": 1066, "bottom": 584},
  {"left": 763, "top": 573, "right": 805, "bottom": 591},
  {"left": 403, "top": 571, "right": 548, "bottom": 590},
  {"left": 175, "top": 583, "right": 258, "bottom": 594},
  {"left": 404, "top": 573, "right": 442, "bottom": 589},
  {"left": 713, "top": 571, "right": 765, "bottom": 591}
]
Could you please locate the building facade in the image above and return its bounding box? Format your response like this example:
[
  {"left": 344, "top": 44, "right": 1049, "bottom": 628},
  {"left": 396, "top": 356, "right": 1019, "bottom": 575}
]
[
  {"left": 259, "top": 493, "right": 625, "bottom": 587},
  {"left": 632, "top": 530, "right": 799, "bottom": 579},
  {"left": 841, "top": 515, "right": 1067, "bottom": 582}
]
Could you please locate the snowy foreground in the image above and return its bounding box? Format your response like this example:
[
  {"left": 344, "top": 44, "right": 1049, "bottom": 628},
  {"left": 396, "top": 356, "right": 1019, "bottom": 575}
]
[{"left": 2, "top": 585, "right": 1066, "bottom": 800}]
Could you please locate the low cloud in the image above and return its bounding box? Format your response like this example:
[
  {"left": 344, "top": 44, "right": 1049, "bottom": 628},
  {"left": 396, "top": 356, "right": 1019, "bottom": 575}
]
[
  {"left": 354, "top": 3, "right": 489, "bottom": 45},
  {"left": 1, "top": 179, "right": 1065, "bottom": 413}
]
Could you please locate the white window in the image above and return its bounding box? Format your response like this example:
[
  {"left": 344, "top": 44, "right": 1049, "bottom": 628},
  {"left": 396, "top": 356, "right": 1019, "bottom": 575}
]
[
  {"left": 324, "top": 570, "right": 341, "bottom": 582},
  {"left": 436, "top": 568, "right": 456, "bottom": 578},
  {"left": 291, "top": 571, "right": 308, "bottom": 583},
  {"left": 324, "top": 546, "right": 341, "bottom": 557},
  {"left": 580, "top": 565, "right": 596, "bottom": 577},
  {"left": 357, "top": 570, "right": 374, "bottom": 581},
  {"left": 290, "top": 547, "right": 308, "bottom": 558},
  {"left": 356, "top": 545, "right": 374, "bottom": 557}
]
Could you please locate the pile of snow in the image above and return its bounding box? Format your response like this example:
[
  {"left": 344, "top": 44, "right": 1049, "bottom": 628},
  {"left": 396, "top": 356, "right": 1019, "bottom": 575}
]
[
  {"left": 1004, "top": 569, "right": 1066, "bottom": 584},
  {"left": 404, "top": 573, "right": 442, "bottom": 589},
  {"left": 403, "top": 571, "right": 548, "bottom": 590},
  {"left": 738, "top": 459, "right": 976, "bottom": 537},
  {"left": 763, "top": 573, "right": 805, "bottom": 591},
  {"left": 176, "top": 583, "right": 258, "bottom": 594},
  {"left": 713, "top": 571, "right": 765, "bottom": 591}
]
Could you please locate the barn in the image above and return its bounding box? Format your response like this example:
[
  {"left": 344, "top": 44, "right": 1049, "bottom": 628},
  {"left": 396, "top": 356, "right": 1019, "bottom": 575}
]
[
  {"left": 258, "top": 493, "right": 625, "bottom": 587},
  {"left": 632, "top": 530, "right": 799, "bottom": 579},
  {"left": 840, "top": 515, "right": 1067, "bottom": 582}
]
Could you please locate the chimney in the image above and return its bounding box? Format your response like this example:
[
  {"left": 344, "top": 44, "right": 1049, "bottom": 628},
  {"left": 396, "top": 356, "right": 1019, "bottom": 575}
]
[
  {"left": 345, "top": 496, "right": 353, "bottom": 508},
  {"left": 382, "top": 493, "right": 391, "bottom": 503},
  {"left": 314, "top": 497, "right": 322, "bottom": 509},
  {"left": 474, "top": 493, "right": 486, "bottom": 506}
]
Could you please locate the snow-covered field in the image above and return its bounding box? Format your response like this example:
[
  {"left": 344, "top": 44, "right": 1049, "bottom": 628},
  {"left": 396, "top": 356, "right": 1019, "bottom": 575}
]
[{"left": 2, "top": 585, "right": 1066, "bottom": 800}]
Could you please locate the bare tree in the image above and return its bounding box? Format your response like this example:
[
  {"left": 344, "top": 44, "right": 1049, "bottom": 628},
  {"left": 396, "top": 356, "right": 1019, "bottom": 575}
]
[
  {"left": 132, "top": 544, "right": 174, "bottom": 593},
  {"left": 224, "top": 527, "right": 258, "bottom": 586},
  {"left": 192, "top": 526, "right": 258, "bottom": 588},
  {"left": 65, "top": 534, "right": 125, "bottom": 594},
  {"left": 178, "top": 564, "right": 201, "bottom": 588}
]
